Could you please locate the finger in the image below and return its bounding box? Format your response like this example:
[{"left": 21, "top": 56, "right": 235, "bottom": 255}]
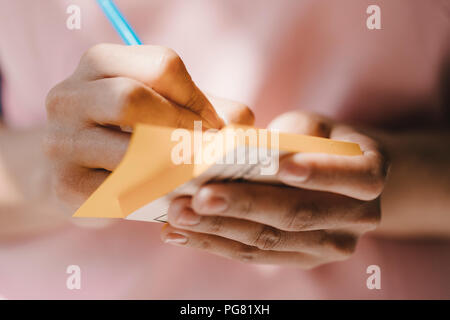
[
  {"left": 277, "top": 125, "right": 389, "bottom": 200},
  {"left": 206, "top": 94, "right": 255, "bottom": 126},
  {"left": 160, "top": 224, "right": 320, "bottom": 268},
  {"left": 267, "top": 111, "right": 332, "bottom": 137},
  {"left": 52, "top": 165, "right": 109, "bottom": 209},
  {"left": 191, "top": 183, "right": 380, "bottom": 232},
  {"left": 168, "top": 197, "right": 357, "bottom": 258},
  {"left": 75, "top": 44, "right": 223, "bottom": 128},
  {"left": 57, "top": 127, "right": 130, "bottom": 171},
  {"left": 60, "top": 77, "right": 209, "bottom": 129}
]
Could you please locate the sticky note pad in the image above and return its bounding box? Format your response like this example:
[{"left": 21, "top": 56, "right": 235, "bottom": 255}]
[{"left": 73, "top": 123, "right": 362, "bottom": 223}]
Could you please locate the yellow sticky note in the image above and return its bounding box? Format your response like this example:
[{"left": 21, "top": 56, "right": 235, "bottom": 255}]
[{"left": 73, "top": 123, "right": 362, "bottom": 223}]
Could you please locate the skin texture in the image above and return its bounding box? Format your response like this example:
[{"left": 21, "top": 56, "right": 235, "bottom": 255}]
[{"left": 161, "top": 111, "right": 387, "bottom": 268}]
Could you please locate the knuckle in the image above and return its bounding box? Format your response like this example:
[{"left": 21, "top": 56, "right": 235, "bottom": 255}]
[
  {"left": 155, "top": 47, "right": 184, "bottom": 81},
  {"left": 282, "top": 200, "right": 315, "bottom": 231},
  {"left": 367, "top": 160, "right": 387, "bottom": 199},
  {"left": 253, "top": 226, "right": 283, "bottom": 250},
  {"left": 45, "top": 87, "right": 58, "bottom": 115},
  {"left": 307, "top": 117, "right": 331, "bottom": 138},
  {"left": 173, "top": 107, "right": 189, "bottom": 128},
  {"left": 236, "top": 104, "right": 255, "bottom": 125},
  {"left": 53, "top": 168, "right": 74, "bottom": 194},
  {"left": 81, "top": 43, "right": 111, "bottom": 66},
  {"left": 359, "top": 201, "right": 382, "bottom": 231},
  {"left": 233, "top": 245, "right": 259, "bottom": 263},
  {"left": 52, "top": 174, "right": 70, "bottom": 201},
  {"left": 116, "top": 79, "right": 147, "bottom": 117},
  {"left": 234, "top": 193, "right": 254, "bottom": 217},
  {"left": 240, "top": 200, "right": 253, "bottom": 217},
  {"left": 42, "top": 131, "right": 62, "bottom": 159},
  {"left": 206, "top": 216, "right": 224, "bottom": 234},
  {"left": 271, "top": 111, "right": 330, "bottom": 137},
  {"left": 51, "top": 167, "right": 108, "bottom": 211},
  {"left": 52, "top": 168, "right": 85, "bottom": 207},
  {"left": 43, "top": 127, "right": 77, "bottom": 160},
  {"left": 184, "top": 86, "right": 200, "bottom": 110},
  {"left": 102, "top": 77, "right": 147, "bottom": 124},
  {"left": 45, "top": 81, "right": 68, "bottom": 116},
  {"left": 324, "top": 234, "right": 358, "bottom": 260},
  {"left": 364, "top": 149, "right": 390, "bottom": 200},
  {"left": 198, "top": 239, "right": 211, "bottom": 250}
]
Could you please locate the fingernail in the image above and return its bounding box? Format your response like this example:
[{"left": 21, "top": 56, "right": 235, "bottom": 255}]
[
  {"left": 196, "top": 188, "right": 228, "bottom": 214},
  {"left": 202, "top": 196, "right": 228, "bottom": 214},
  {"left": 164, "top": 233, "right": 188, "bottom": 245},
  {"left": 176, "top": 208, "right": 201, "bottom": 226},
  {"left": 278, "top": 161, "right": 310, "bottom": 182}
]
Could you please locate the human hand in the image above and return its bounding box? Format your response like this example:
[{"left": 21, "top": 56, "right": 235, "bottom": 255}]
[
  {"left": 162, "top": 111, "right": 389, "bottom": 269},
  {"left": 44, "top": 44, "right": 253, "bottom": 210}
]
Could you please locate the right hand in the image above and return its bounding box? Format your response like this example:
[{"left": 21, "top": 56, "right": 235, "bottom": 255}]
[{"left": 44, "top": 44, "right": 253, "bottom": 211}]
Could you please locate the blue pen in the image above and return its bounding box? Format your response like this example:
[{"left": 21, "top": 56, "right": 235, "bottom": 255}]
[
  {"left": 97, "top": 0, "right": 142, "bottom": 45},
  {"left": 97, "top": 0, "right": 223, "bottom": 129}
]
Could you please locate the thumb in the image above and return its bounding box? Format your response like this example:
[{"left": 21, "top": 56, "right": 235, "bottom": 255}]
[{"left": 267, "top": 111, "right": 332, "bottom": 138}]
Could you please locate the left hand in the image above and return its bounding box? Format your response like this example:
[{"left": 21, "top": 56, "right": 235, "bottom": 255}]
[{"left": 161, "top": 111, "right": 389, "bottom": 269}]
